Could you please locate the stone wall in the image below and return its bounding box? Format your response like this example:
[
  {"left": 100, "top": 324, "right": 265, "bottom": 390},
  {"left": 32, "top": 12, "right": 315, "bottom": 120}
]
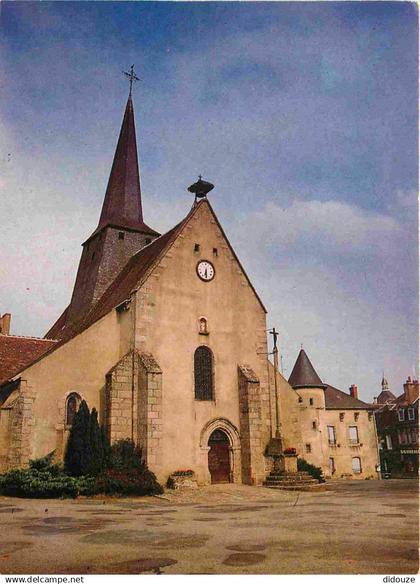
[
  {"left": 137, "top": 352, "right": 162, "bottom": 471},
  {"left": 105, "top": 349, "right": 163, "bottom": 473},
  {"left": 105, "top": 351, "right": 138, "bottom": 443},
  {"left": 6, "top": 381, "right": 36, "bottom": 469},
  {"left": 238, "top": 365, "right": 265, "bottom": 485}
]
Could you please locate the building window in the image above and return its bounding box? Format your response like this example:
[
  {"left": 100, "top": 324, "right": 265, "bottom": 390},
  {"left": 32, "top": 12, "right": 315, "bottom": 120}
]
[
  {"left": 385, "top": 435, "right": 392, "bottom": 450},
  {"left": 398, "top": 430, "right": 408, "bottom": 445},
  {"left": 398, "top": 409, "right": 405, "bottom": 421},
  {"left": 354, "top": 412, "right": 359, "bottom": 422},
  {"left": 145, "top": 238, "right": 152, "bottom": 245},
  {"left": 312, "top": 421, "right": 317, "bottom": 429},
  {"left": 327, "top": 426, "right": 336, "bottom": 446},
  {"left": 198, "top": 317, "right": 209, "bottom": 335},
  {"left": 408, "top": 408, "right": 415, "bottom": 421},
  {"left": 328, "top": 457, "right": 335, "bottom": 475},
  {"left": 352, "top": 457, "right": 362, "bottom": 474},
  {"left": 65, "top": 393, "right": 81, "bottom": 427},
  {"left": 309, "top": 398, "right": 314, "bottom": 406},
  {"left": 194, "top": 346, "right": 214, "bottom": 400},
  {"left": 213, "top": 247, "right": 218, "bottom": 256},
  {"left": 410, "top": 429, "right": 418, "bottom": 444},
  {"left": 339, "top": 412, "right": 345, "bottom": 422},
  {"left": 349, "top": 426, "right": 359, "bottom": 444},
  {"left": 118, "top": 231, "right": 125, "bottom": 240},
  {"left": 298, "top": 396, "right": 303, "bottom": 403},
  {"left": 305, "top": 443, "right": 311, "bottom": 453},
  {"left": 194, "top": 243, "right": 200, "bottom": 252}
]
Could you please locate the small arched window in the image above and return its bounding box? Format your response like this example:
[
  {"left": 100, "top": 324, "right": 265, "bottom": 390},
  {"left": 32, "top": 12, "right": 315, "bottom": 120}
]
[
  {"left": 65, "top": 393, "right": 81, "bottom": 426},
  {"left": 194, "top": 346, "right": 214, "bottom": 400},
  {"left": 198, "top": 317, "right": 209, "bottom": 335}
]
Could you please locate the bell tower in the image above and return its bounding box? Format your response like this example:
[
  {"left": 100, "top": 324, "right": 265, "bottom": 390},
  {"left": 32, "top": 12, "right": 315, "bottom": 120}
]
[{"left": 65, "top": 67, "right": 159, "bottom": 327}]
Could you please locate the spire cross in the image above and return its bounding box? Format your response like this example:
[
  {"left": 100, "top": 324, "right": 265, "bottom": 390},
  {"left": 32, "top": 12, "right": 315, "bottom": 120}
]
[{"left": 123, "top": 64, "right": 140, "bottom": 97}]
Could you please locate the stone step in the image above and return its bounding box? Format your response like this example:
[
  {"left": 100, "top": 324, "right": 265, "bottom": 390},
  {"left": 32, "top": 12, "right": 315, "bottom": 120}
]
[
  {"left": 264, "top": 483, "right": 326, "bottom": 492},
  {"left": 269, "top": 472, "right": 314, "bottom": 480},
  {"left": 265, "top": 477, "right": 318, "bottom": 485}
]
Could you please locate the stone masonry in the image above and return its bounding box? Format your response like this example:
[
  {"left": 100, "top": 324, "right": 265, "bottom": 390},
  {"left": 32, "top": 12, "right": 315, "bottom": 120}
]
[
  {"left": 105, "top": 350, "right": 162, "bottom": 473},
  {"left": 7, "top": 380, "right": 36, "bottom": 470},
  {"left": 105, "top": 351, "right": 139, "bottom": 443},
  {"left": 137, "top": 352, "right": 162, "bottom": 472},
  {"left": 238, "top": 365, "right": 265, "bottom": 485}
]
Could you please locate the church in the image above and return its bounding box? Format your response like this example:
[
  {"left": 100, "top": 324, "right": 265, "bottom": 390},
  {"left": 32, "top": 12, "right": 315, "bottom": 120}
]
[{"left": 0, "top": 79, "right": 379, "bottom": 485}]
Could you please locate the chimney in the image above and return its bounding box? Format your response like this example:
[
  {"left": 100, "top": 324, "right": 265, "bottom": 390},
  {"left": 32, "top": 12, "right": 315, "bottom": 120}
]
[
  {"left": 349, "top": 384, "right": 359, "bottom": 400},
  {"left": 373, "top": 396, "right": 378, "bottom": 404},
  {"left": 0, "top": 313, "right": 11, "bottom": 335},
  {"left": 403, "top": 377, "right": 419, "bottom": 404}
]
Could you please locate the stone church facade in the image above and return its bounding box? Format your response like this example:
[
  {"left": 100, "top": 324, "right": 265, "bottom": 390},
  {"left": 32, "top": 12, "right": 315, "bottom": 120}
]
[{"left": 0, "top": 90, "right": 377, "bottom": 484}]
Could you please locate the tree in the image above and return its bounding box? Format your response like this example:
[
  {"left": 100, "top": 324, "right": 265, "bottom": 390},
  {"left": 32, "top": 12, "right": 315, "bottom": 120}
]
[
  {"left": 64, "top": 400, "right": 92, "bottom": 476},
  {"left": 88, "top": 408, "right": 106, "bottom": 476}
]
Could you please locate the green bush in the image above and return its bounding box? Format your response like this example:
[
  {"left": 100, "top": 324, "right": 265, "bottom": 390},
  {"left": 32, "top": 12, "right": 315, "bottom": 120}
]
[
  {"left": 0, "top": 465, "right": 95, "bottom": 499},
  {"left": 90, "top": 467, "right": 163, "bottom": 496},
  {"left": 89, "top": 439, "right": 163, "bottom": 496},
  {"left": 297, "top": 457, "right": 325, "bottom": 483},
  {"left": 0, "top": 439, "right": 163, "bottom": 499},
  {"left": 108, "top": 439, "right": 144, "bottom": 471}
]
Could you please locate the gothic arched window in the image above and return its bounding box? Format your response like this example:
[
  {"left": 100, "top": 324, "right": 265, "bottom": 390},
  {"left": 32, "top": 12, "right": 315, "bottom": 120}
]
[
  {"left": 65, "top": 393, "right": 81, "bottom": 426},
  {"left": 194, "top": 346, "right": 214, "bottom": 400}
]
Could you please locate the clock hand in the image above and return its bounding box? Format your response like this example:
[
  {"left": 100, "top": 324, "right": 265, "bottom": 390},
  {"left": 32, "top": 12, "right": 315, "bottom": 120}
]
[{"left": 204, "top": 268, "right": 208, "bottom": 278}]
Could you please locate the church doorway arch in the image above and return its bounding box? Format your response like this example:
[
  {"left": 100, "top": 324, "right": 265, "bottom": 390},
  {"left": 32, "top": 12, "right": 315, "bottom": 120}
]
[
  {"left": 208, "top": 428, "right": 231, "bottom": 483},
  {"left": 200, "top": 418, "right": 241, "bottom": 484}
]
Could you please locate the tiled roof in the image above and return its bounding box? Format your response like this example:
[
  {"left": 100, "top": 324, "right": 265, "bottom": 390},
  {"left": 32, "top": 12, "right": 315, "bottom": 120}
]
[
  {"left": 0, "top": 335, "right": 57, "bottom": 385},
  {"left": 5, "top": 198, "right": 266, "bottom": 381},
  {"left": 376, "top": 389, "right": 397, "bottom": 404},
  {"left": 288, "top": 348, "right": 326, "bottom": 389},
  {"left": 45, "top": 306, "right": 69, "bottom": 340},
  {"left": 324, "top": 384, "right": 373, "bottom": 410}
]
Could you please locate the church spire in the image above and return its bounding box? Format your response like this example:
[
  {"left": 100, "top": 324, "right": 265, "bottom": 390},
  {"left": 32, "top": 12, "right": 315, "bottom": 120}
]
[
  {"left": 96, "top": 67, "right": 156, "bottom": 235},
  {"left": 97, "top": 94, "right": 151, "bottom": 233}
]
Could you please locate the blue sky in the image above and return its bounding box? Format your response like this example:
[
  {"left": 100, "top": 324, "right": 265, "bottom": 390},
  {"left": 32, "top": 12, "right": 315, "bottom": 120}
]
[{"left": 0, "top": 1, "right": 418, "bottom": 400}]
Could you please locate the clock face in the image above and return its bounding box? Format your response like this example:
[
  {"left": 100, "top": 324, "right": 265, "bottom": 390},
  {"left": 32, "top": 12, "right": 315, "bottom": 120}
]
[{"left": 196, "top": 260, "right": 215, "bottom": 282}]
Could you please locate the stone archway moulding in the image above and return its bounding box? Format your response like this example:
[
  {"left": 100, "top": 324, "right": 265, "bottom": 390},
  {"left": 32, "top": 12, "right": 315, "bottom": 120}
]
[
  {"left": 200, "top": 417, "right": 241, "bottom": 449},
  {"left": 200, "top": 417, "right": 242, "bottom": 484}
]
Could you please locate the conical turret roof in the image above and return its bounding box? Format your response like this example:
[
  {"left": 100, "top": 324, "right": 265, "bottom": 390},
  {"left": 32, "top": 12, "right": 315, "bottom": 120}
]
[
  {"left": 288, "top": 348, "right": 326, "bottom": 389},
  {"left": 96, "top": 95, "right": 157, "bottom": 235}
]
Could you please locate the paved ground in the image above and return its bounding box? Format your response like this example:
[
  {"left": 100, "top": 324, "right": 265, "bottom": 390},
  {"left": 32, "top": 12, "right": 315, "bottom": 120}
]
[{"left": 0, "top": 480, "right": 418, "bottom": 575}]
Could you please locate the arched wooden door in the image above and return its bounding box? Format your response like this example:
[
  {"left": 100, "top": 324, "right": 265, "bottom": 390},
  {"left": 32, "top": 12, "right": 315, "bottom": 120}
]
[{"left": 208, "top": 429, "right": 231, "bottom": 484}]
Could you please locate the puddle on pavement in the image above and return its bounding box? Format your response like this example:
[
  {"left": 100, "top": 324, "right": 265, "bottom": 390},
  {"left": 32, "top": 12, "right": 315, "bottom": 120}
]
[
  {"left": 108, "top": 557, "right": 178, "bottom": 574},
  {"left": 222, "top": 553, "right": 266, "bottom": 566},
  {"left": 226, "top": 544, "right": 267, "bottom": 552},
  {"left": 22, "top": 516, "right": 112, "bottom": 536},
  {"left": 147, "top": 534, "right": 210, "bottom": 550},
  {"left": 80, "top": 529, "right": 156, "bottom": 545}
]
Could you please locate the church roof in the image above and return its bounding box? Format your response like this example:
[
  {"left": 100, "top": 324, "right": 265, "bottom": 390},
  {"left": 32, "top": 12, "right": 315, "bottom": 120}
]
[
  {"left": 89, "top": 95, "right": 158, "bottom": 240},
  {"left": 12, "top": 198, "right": 266, "bottom": 380},
  {"left": 288, "top": 348, "right": 326, "bottom": 389},
  {"left": 324, "top": 384, "right": 373, "bottom": 410},
  {"left": 376, "top": 389, "right": 397, "bottom": 404},
  {"left": 0, "top": 335, "right": 57, "bottom": 385}
]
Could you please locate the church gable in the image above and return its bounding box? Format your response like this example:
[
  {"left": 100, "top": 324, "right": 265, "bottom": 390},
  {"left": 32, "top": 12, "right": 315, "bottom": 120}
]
[{"left": 137, "top": 199, "right": 266, "bottom": 316}]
